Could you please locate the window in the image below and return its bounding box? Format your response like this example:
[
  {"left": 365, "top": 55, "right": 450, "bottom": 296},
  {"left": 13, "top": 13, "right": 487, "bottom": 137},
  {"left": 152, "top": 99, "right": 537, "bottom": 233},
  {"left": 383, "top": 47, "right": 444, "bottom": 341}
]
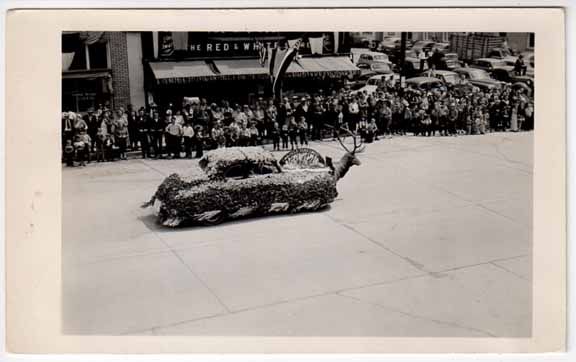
[
  {"left": 62, "top": 32, "right": 109, "bottom": 71},
  {"left": 529, "top": 33, "right": 535, "bottom": 48}
]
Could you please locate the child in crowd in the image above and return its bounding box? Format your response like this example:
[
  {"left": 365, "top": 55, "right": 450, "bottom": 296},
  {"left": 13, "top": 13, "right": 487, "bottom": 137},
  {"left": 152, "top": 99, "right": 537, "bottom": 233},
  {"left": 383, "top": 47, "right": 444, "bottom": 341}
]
[
  {"left": 280, "top": 123, "right": 289, "bottom": 150},
  {"left": 63, "top": 139, "right": 75, "bottom": 167},
  {"left": 298, "top": 116, "right": 308, "bottom": 146},
  {"left": 104, "top": 134, "right": 115, "bottom": 161},
  {"left": 288, "top": 116, "right": 299, "bottom": 150},
  {"left": 271, "top": 121, "right": 280, "bottom": 151},
  {"left": 73, "top": 134, "right": 88, "bottom": 167}
]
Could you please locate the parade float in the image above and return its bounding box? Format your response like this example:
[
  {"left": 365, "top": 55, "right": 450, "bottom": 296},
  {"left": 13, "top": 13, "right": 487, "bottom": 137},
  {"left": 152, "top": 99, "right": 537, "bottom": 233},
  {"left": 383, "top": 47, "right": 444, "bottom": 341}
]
[{"left": 142, "top": 128, "right": 365, "bottom": 227}]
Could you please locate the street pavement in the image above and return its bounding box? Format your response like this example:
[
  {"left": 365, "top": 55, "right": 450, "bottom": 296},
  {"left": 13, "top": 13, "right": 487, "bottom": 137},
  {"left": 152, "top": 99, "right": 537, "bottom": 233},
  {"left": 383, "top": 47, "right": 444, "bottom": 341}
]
[{"left": 62, "top": 132, "right": 532, "bottom": 337}]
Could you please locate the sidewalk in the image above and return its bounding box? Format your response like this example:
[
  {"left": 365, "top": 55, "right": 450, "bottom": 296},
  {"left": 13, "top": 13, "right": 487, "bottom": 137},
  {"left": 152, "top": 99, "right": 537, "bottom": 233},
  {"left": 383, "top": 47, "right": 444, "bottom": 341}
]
[{"left": 62, "top": 132, "right": 532, "bottom": 336}]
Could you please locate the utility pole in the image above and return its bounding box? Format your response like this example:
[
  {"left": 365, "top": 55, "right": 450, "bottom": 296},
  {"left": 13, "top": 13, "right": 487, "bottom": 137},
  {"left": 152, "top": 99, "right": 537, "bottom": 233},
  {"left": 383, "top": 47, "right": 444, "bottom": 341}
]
[{"left": 399, "top": 32, "right": 408, "bottom": 77}]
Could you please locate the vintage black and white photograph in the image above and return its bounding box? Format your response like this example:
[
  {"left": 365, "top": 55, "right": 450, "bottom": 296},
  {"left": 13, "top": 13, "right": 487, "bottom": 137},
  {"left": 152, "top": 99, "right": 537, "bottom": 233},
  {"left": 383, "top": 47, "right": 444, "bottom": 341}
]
[{"left": 61, "top": 30, "right": 534, "bottom": 337}]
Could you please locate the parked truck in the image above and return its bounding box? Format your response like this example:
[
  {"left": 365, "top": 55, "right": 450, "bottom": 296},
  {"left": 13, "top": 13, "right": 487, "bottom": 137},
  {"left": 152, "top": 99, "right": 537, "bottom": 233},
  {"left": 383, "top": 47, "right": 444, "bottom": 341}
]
[{"left": 449, "top": 34, "right": 505, "bottom": 64}]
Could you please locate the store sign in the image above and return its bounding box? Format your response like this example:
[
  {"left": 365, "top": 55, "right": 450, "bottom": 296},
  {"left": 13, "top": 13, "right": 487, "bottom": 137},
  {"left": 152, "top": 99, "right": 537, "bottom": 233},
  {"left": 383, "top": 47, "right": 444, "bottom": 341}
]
[
  {"left": 188, "top": 40, "right": 283, "bottom": 56},
  {"left": 157, "top": 32, "right": 337, "bottom": 58}
]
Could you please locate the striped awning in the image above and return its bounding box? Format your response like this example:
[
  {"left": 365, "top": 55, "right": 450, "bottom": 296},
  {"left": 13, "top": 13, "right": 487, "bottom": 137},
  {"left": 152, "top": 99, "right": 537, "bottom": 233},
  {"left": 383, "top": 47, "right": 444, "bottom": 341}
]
[
  {"left": 149, "top": 56, "right": 360, "bottom": 86},
  {"left": 211, "top": 59, "right": 269, "bottom": 81},
  {"left": 287, "top": 56, "right": 360, "bottom": 78},
  {"left": 149, "top": 61, "right": 217, "bottom": 85}
]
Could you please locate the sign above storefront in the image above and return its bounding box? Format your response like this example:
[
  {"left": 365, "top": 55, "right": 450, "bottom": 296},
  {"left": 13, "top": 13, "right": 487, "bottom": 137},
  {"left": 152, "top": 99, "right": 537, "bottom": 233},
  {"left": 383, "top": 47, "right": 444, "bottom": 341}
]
[{"left": 157, "top": 32, "right": 336, "bottom": 59}]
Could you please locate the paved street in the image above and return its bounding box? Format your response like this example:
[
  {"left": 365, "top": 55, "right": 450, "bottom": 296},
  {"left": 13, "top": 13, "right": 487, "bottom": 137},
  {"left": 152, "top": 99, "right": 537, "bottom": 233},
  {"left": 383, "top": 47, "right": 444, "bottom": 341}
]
[{"left": 62, "top": 132, "right": 532, "bottom": 337}]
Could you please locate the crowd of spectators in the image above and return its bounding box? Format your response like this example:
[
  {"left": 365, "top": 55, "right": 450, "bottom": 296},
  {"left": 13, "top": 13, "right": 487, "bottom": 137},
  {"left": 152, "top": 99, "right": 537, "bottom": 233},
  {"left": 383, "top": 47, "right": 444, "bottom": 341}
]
[{"left": 61, "top": 81, "right": 533, "bottom": 166}]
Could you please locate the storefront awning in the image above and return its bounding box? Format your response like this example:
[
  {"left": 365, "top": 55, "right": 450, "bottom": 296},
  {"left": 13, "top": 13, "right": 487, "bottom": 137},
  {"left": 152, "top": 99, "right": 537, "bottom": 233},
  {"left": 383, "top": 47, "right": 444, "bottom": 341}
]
[
  {"left": 149, "top": 56, "right": 360, "bottom": 86},
  {"left": 286, "top": 56, "right": 361, "bottom": 79},
  {"left": 62, "top": 70, "right": 111, "bottom": 80},
  {"left": 149, "top": 61, "right": 217, "bottom": 85},
  {"left": 211, "top": 59, "right": 269, "bottom": 81}
]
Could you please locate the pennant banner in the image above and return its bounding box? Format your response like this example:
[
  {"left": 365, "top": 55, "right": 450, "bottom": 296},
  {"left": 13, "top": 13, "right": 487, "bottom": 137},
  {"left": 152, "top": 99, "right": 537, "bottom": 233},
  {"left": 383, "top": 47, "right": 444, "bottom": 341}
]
[{"left": 272, "top": 47, "right": 298, "bottom": 99}]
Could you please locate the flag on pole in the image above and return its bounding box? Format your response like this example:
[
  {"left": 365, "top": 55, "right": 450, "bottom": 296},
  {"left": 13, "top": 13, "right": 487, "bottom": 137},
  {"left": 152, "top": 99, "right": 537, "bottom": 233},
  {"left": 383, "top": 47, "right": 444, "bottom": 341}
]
[{"left": 266, "top": 39, "right": 301, "bottom": 100}]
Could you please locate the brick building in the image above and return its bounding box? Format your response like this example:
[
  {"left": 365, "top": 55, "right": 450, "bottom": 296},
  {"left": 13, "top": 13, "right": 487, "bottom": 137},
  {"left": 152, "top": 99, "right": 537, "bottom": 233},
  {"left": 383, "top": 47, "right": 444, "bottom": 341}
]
[{"left": 62, "top": 31, "right": 146, "bottom": 113}]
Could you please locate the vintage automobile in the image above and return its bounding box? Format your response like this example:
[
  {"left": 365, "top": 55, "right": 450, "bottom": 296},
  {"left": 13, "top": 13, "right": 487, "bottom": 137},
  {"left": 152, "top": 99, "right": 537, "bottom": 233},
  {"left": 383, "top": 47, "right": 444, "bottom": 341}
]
[
  {"left": 420, "top": 70, "right": 460, "bottom": 85},
  {"left": 442, "top": 53, "right": 462, "bottom": 70},
  {"left": 377, "top": 36, "right": 402, "bottom": 53},
  {"left": 452, "top": 67, "right": 503, "bottom": 91},
  {"left": 405, "top": 76, "right": 444, "bottom": 91},
  {"left": 350, "top": 73, "right": 401, "bottom": 96},
  {"left": 469, "top": 58, "right": 514, "bottom": 80},
  {"left": 410, "top": 40, "right": 436, "bottom": 54},
  {"left": 431, "top": 42, "right": 451, "bottom": 52},
  {"left": 356, "top": 52, "right": 392, "bottom": 69},
  {"left": 356, "top": 61, "right": 394, "bottom": 75},
  {"left": 143, "top": 132, "right": 365, "bottom": 227}
]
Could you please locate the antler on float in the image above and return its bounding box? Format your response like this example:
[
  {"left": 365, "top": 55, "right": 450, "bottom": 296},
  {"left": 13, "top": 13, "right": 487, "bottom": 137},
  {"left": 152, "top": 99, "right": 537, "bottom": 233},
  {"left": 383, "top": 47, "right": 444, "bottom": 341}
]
[
  {"left": 337, "top": 125, "right": 365, "bottom": 154},
  {"left": 324, "top": 124, "right": 351, "bottom": 153}
]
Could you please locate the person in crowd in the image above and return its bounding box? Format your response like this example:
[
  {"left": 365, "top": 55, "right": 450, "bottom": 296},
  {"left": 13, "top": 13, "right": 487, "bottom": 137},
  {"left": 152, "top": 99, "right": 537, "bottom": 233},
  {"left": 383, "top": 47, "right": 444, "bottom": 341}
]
[
  {"left": 280, "top": 122, "right": 289, "bottom": 150},
  {"left": 72, "top": 112, "right": 88, "bottom": 135},
  {"left": 270, "top": 121, "right": 280, "bottom": 151},
  {"left": 514, "top": 54, "right": 527, "bottom": 76},
  {"left": 113, "top": 108, "right": 129, "bottom": 160},
  {"left": 148, "top": 111, "right": 164, "bottom": 158},
  {"left": 418, "top": 50, "right": 427, "bottom": 72},
  {"left": 182, "top": 121, "right": 195, "bottom": 158},
  {"left": 249, "top": 122, "right": 259, "bottom": 146},
  {"left": 194, "top": 125, "right": 205, "bottom": 158},
  {"left": 63, "top": 139, "right": 75, "bottom": 167},
  {"left": 348, "top": 97, "right": 360, "bottom": 132},
  {"left": 288, "top": 116, "right": 299, "bottom": 150},
  {"left": 136, "top": 107, "right": 150, "bottom": 159},
  {"left": 104, "top": 133, "right": 115, "bottom": 161},
  {"left": 165, "top": 116, "right": 183, "bottom": 158},
  {"left": 254, "top": 102, "right": 266, "bottom": 138},
  {"left": 95, "top": 125, "right": 107, "bottom": 162},
  {"left": 298, "top": 116, "right": 308, "bottom": 146},
  {"left": 127, "top": 108, "right": 139, "bottom": 151},
  {"left": 84, "top": 108, "right": 99, "bottom": 152},
  {"left": 73, "top": 133, "right": 88, "bottom": 167},
  {"left": 211, "top": 121, "right": 226, "bottom": 149},
  {"left": 62, "top": 112, "right": 74, "bottom": 149}
]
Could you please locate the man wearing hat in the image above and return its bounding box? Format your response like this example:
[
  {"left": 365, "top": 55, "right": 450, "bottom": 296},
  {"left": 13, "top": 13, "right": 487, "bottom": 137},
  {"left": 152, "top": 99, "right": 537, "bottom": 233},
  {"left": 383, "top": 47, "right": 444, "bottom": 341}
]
[{"left": 84, "top": 107, "right": 99, "bottom": 152}]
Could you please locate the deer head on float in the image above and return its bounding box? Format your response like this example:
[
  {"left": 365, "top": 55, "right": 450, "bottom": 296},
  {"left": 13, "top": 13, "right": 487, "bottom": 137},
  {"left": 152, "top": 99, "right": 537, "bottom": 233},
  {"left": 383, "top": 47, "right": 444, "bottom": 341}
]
[{"left": 325, "top": 126, "right": 365, "bottom": 181}]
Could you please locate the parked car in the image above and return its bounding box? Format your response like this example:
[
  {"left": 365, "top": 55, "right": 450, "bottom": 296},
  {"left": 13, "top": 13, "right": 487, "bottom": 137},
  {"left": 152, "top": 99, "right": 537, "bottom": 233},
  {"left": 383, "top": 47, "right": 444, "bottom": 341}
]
[
  {"left": 431, "top": 42, "right": 451, "bottom": 53},
  {"left": 377, "top": 36, "right": 402, "bottom": 53},
  {"left": 470, "top": 58, "right": 514, "bottom": 73},
  {"left": 356, "top": 61, "right": 394, "bottom": 74},
  {"left": 420, "top": 70, "right": 460, "bottom": 85},
  {"left": 405, "top": 76, "right": 444, "bottom": 91},
  {"left": 487, "top": 47, "right": 517, "bottom": 64},
  {"left": 470, "top": 58, "right": 516, "bottom": 82},
  {"left": 351, "top": 73, "right": 401, "bottom": 96},
  {"left": 442, "top": 53, "right": 462, "bottom": 70},
  {"left": 356, "top": 52, "right": 391, "bottom": 68},
  {"left": 452, "top": 67, "right": 503, "bottom": 91},
  {"left": 411, "top": 40, "right": 436, "bottom": 53},
  {"left": 346, "top": 71, "right": 381, "bottom": 90}
]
